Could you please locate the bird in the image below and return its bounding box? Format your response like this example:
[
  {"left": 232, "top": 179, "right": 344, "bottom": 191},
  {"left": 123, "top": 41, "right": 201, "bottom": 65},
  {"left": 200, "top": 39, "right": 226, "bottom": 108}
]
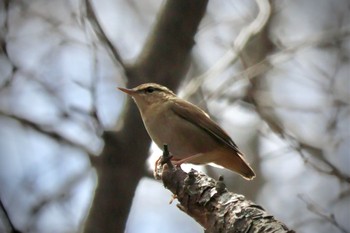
[{"left": 118, "top": 83, "right": 255, "bottom": 180}]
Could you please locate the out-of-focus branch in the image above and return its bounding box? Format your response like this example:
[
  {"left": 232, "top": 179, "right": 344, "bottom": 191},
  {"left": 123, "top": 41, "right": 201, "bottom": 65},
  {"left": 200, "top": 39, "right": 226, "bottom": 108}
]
[
  {"left": 242, "top": 19, "right": 350, "bottom": 135},
  {"left": 23, "top": 167, "right": 92, "bottom": 231},
  {"left": 183, "top": 0, "right": 271, "bottom": 98},
  {"left": 29, "top": 166, "right": 92, "bottom": 218},
  {"left": 125, "top": 0, "right": 209, "bottom": 88},
  {"left": 0, "top": 111, "right": 95, "bottom": 156},
  {"left": 261, "top": 128, "right": 350, "bottom": 184},
  {"left": 199, "top": 24, "right": 350, "bottom": 102},
  {"left": 296, "top": 142, "right": 350, "bottom": 184},
  {"left": 155, "top": 147, "right": 294, "bottom": 233},
  {"left": 298, "top": 194, "right": 349, "bottom": 233},
  {"left": 85, "top": 0, "right": 125, "bottom": 68},
  {"left": 0, "top": 197, "right": 22, "bottom": 233}
]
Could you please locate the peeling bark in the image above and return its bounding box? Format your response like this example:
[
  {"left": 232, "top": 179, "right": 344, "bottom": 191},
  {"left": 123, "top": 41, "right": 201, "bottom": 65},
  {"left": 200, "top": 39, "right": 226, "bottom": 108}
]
[{"left": 156, "top": 150, "right": 294, "bottom": 233}]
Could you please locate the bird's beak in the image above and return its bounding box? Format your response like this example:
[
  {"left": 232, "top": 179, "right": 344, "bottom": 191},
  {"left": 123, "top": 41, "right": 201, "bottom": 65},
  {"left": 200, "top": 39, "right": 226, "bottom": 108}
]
[{"left": 118, "top": 87, "right": 136, "bottom": 96}]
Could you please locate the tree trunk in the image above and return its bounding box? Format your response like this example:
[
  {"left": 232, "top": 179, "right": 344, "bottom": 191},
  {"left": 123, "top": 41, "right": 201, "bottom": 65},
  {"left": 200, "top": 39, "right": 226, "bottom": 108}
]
[{"left": 84, "top": 0, "right": 209, "bottom": 232}]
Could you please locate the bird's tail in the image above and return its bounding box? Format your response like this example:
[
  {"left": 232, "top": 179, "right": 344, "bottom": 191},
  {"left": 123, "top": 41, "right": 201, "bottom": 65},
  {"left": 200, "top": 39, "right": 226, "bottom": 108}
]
[
  {"left": 213, "top": 149, "right": 255, "bottom": 180},
  {"left": 173, "top": 148, "right": 256, "bottom": 180}
]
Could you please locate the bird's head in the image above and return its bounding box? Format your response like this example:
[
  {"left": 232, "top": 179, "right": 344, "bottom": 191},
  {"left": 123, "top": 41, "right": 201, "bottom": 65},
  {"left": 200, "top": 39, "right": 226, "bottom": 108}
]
[{"left": 118, "top": 83, "right": 176, "bottom": 113}]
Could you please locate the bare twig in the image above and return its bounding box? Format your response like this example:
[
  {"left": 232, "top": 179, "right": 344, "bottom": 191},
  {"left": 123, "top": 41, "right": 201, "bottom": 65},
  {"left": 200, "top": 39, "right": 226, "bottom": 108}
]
[
  {"left": 183, "top": 0, "right": 271, "bottom": 98},
  {"left": 85, "top": 0, "right": 126, "bottom": 68},
  {"left": 264, "top": 129, "right": 350, "bottom": 184},
  {"left": 26, "top": 166, "right": 92, "bottom": 230},
  {"left": 184, "top": 11, "right": 350, "bottom": 103},
  {"left": 298, "top": 194, "right": 349, "bottom": 233},
  {"left": 0, "top": 111, "right": 97, "bottom": 155},
  {"left": 296, "top": 143, "right": 350, "bottom": 184},
  {"left": 203, "top": 58, "right": 271, "bottom": 102},
  {"left": 0, "top": 198, "right": 22, "bottom": 233},
  {"left": 203, "top": 24, "right": 350, "bottom": 102}
]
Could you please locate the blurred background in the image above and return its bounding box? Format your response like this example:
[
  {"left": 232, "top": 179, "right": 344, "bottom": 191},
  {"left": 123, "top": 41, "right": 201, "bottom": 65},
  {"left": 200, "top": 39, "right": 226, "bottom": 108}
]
[{"left": 0, "top": 0, "right": 349, "bottom": 232}]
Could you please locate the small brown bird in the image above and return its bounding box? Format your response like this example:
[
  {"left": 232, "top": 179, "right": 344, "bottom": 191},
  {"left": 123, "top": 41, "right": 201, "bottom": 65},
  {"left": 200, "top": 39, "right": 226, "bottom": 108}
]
[{"left": 118, "top": 83, "right": 255, "bottom": 180}]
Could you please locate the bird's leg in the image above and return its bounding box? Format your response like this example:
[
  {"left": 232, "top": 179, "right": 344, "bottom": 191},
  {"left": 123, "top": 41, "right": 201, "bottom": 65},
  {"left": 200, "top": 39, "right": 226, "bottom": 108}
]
[
  {"left": 155, "top": 154, "right": 174, "bottom": 168},
  {"left": 169, "top": 157, "right": 182, "bottom": 168},
  {"left": 172, "top": 153, "right": 205, "bottom": 166},
  {"left": 154, "top": 153, "right": 174, "bottom": 179}
]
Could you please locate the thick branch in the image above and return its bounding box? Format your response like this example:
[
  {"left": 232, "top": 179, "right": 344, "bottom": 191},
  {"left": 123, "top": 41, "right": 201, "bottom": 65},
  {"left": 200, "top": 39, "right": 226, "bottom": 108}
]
[
  {"left": 126, "top": 0, "right": 208, "bottom": 88},
  {"left": 156, "top": 150, "right": 294, "bottom": 233}
]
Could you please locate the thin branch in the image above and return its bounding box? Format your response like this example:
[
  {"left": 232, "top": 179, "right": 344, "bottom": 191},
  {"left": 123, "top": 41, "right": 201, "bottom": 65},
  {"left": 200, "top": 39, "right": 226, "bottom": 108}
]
[
  {"left": 298, "top": 194, "right": 349, "bottom": 233},
  {"left": 0, "top": 198, "right": 22, "bottom": 233},
  {"left": 184, "top": 16, "right": 350, "bottom": 103},
  {"left": 203, "top": 57, "right": 271, "bottom": 102},
  {"left": 262, "top": 129, "right": 350, "bottom": 184},
  {"left": 183, "top": 0, "right": 271, "bottom": 98},
  {"left": 203, "top": 24, "right": 350, "bottom": 102},
  {"left": 26, "top": 166, "right": 92, "bottom": 231},
  {"left": 296, "top": 143, "right": 350, "bottom": 184},
  {"left": 85, "top": 0, "right": 126, "bottom": 68},
  {"left": 0, "top": 111, "right": 96, "bottom": 156},
  {"left": 260, "top": 127, "right": 350, "bottom": 184}
]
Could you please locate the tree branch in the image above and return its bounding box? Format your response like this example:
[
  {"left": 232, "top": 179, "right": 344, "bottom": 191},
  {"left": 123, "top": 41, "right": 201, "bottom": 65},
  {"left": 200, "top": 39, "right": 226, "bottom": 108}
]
[
  {"left": 125, "top": 0, "right": 209, "bottom": 88},
  {"left": 295, "top": 142, "right": 350, "bottom": 184},
  {"left": 183, "top": 0, "right": 271, "bottom": 98},
  {"left": 85, "top": 0, "right": 125, "bottom": 68},
  {"left": 155, "top": 146, "right": 294, "bottom": 233},
  {"left": 0, "top": 111, "right": 95, "bottom": 156},
  {"left": 298, "top": 194, "right": 349, "bottom": 233},
  {"left": 0, "top": 197, "right": 21, "bottom": 233}
]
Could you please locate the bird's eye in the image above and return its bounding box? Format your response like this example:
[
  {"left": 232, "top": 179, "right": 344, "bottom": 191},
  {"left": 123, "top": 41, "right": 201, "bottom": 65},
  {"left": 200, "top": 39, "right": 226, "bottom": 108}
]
[{"left": 145, "top": 87, "right": 155, "bottom": 93}]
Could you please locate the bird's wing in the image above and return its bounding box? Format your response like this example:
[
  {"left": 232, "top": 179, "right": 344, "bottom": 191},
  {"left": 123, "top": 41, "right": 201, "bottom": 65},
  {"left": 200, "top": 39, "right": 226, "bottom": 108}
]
[{"left": 170, "top": 99, "right": 241, "bottom": 154}]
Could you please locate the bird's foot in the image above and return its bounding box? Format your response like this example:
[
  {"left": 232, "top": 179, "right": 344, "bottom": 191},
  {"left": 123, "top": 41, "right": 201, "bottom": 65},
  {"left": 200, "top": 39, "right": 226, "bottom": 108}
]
[
  {"left": 153, "top": 155, "right": 174, "bottom": 179},
  {"left": 169, "top": 194, "right": 178, "bottom": 204},
  {"left": 171, "top": 153, "right": 204, "bottom": 166}
]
